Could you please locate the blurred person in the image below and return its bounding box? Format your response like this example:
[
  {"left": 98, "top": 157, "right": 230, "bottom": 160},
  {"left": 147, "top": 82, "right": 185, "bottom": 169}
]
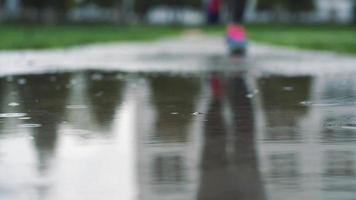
[
  {"left": 207, "top": 0, "right": 221, "bottom": 24},
  {"left": 226, "top": 0, "right": 248, "bottom": 55}
]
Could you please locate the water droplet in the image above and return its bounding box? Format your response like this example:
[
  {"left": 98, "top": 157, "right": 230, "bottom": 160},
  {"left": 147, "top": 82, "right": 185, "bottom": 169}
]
[
  {"left": 193, "top": 112, "right": 203, "bottom": 116},
  {"left": 171, "top": 112, "right": 179, "bottom": 115},
  {"left": 300, "top": 101, "right": 312, "bottom": 106}
]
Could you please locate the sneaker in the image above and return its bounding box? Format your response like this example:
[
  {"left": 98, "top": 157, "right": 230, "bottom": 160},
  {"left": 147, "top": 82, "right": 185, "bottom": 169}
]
[{"left": 226, "top": 24, "right": 248, "bottom": 55}]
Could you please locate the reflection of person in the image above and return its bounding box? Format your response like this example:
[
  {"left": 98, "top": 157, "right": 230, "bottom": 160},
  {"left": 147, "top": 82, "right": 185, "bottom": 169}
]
[
  {"left": 198, "top": 73, "right": 265, "bottom": 200},
  {"left": 226, "top": 0, "right": 248, "bottom": 55}
]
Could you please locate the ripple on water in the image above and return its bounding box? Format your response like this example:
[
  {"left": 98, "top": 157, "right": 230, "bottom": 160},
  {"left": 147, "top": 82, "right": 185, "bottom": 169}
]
[
  {"left": 300, "top": 101, "right": 342, "bottom": 107},
  {"left": 0, "top": 113, "right": 27, "bottom": 118},
  {"left": 341, "top": 124, "right": 356, "bottom": 130},
  {"left": 8, "top": 102, "right": 20, "bottom": 107},
  {"left": 61, "top": 129, "right": 92, "bottom": 136},
  {"left": 19, "top": 117, "right": 31, "bottom": 120},
  {"left": 19, "top": 124, "right": 42, "bottom": 128},
  {"left": 66, "top": 105, "right": 88, "bottom": 109}
]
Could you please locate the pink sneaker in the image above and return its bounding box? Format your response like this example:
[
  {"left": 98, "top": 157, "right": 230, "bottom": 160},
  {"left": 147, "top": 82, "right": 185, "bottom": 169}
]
[{"left": 226, "top": 24, "right": 248, "bottom": 55}]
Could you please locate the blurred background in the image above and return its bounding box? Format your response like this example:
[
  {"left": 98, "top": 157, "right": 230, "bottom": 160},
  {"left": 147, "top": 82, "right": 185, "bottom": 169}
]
[
  {"left": 0, "top": 0, "right": 355, "bottom": 53},
  {"left": 1, "top": 1, "right": 356, "bottom": 200},
  {"left": 0, "top": 0, "right": 355, "bottom": 25}
]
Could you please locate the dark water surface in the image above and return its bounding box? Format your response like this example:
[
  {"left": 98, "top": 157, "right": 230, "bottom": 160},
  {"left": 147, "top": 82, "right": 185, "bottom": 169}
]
[{"left": 1, "top": 69, "right": 356, "bottom": 200}]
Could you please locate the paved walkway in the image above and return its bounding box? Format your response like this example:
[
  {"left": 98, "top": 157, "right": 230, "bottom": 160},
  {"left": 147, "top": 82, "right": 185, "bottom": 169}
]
[{"left": 0, "top": 34, "right": 356, "bottom": 76}]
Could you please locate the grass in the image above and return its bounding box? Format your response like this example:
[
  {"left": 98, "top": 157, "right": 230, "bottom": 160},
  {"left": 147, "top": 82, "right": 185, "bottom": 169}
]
[
  {"left": 0, "top": 24, "right": 355, "bottom": 55},
  {"left": 204, "top": 24, "right": 356, "bottom": 55},
  {"left": 0, "top": 25, "right": 184, "bottom": 50},
  {"left": 248, "top": 25, "right": 356, "bottom": 55}
]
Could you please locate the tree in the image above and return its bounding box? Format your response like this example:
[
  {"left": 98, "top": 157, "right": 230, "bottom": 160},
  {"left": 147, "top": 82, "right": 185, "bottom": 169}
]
[
  {"left": 257, "top": 0, "right": 314, "bottom": 12},
  {"left": 134, "top": 0, "right": 201, "bottom": 22},
  {"left": 353, "top": 0, "right": 356, "bottom": 24},
  {"left": 81, "top": 0, "right": 117, "bottom": 7},
  {"left": 21, "top": 0, "right": 74, "bottom": 23},
  {"left": 286, "top": 0, "right": 314, "bottom": 13},
  {"left": 0, "top": 0, "right": 3, "bottom": 23},
  {"left": 22, "top": 0, "right": 46, "bottom": 10}
]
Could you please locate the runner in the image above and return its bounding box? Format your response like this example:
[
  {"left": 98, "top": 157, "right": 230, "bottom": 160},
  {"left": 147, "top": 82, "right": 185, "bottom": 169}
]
[
  {"left": 226, "top": 0, "right": 248, "bottom": 55},
  {"left": 207, "top": 0, "right": 221, "bottom": 24}
]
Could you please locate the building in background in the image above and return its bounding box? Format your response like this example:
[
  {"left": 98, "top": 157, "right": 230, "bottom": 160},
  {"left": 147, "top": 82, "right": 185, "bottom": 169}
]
[
  {"left": 315, "top": 0, "right": 354, "bottom": 23},
  {"left": 246, "top": 0, "right": 355, "bottom": 24},
  {"left": 0, "top": 0, "right": 21, "bottom": 21},
  {"left": 0, "top": 0, "right": 354, "bottom": 24}
]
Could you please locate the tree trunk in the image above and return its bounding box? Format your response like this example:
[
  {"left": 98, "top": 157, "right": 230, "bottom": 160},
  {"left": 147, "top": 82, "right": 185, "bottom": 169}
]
[
  {"left": 120, "top": 0, "right": 134, "bottom": 24},
  {"left": 353, "top": 0, "right": 356, "bottom": 24},
  {"left": 0, "top": 1, "right": 3, "bottom": 23}
]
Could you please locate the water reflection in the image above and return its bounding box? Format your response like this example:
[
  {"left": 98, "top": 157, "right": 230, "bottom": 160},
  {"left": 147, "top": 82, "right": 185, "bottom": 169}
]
[
  {"left": 258, "top": 76, "right": 312, "bottom": 142},
  {"left": 149, "top": 75, "right": 201, "bottom": 143},
  {"left": 198, "top": 73, "right": 265, "bottom": 200},
  {"left": 16, "top": 73, "right": 71, "bottom": 173},
  {"left": 0, "top": 78, "right": 6, "bottom": 130},
  {"left": 0, "top": 70, "right": 356, "bottom": 200},
  {"left": 86, "top": 71, "right": 124, "bottom": 131},
  {"left": 255, "top": 74, "right": 356, "bottom": 200}
]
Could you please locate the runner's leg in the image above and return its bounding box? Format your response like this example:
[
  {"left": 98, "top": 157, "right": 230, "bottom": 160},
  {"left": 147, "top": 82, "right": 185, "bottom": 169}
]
[{"left": 226, "top": 0, "right": 248, "bottom": 55}]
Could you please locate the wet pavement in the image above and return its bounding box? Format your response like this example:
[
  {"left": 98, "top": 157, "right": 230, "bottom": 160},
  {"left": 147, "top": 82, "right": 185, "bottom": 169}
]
[{"left": 1, "top": 36, "right": 356, "bottom": 200}]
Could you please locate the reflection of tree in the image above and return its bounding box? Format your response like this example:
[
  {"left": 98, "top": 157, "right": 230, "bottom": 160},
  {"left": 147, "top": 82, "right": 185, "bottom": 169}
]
[
  {"left": 324, "top": 151, "right": 355, "bottom": 177},
  {"left": 150, "top": 75, "right": 200, "bottom": 143},
  {"left": 16, "top": 73, "right": 70, "bottom": 173},
  {"left": 323, "top": 115, "right": 356, "bottom": 143},
  {"left": 153, "top": 155, "right": 185, "bottom": 184},
  {"left": 258, "top": 76, "right": 311, "bottom": 141},
  {"left": 322, "top": 151, "right": 356, "bottom": 195},
  {"left": 269, "top": 153, "right": 300, "bottom": 178},
  {"left": 198, "top": 74, "right": 265, "bottom": 200},
  {"left": 323, "top": 78, "right": 355, "bottom": 99},
  {"left": 86, "top": 71, "right": 123, "bottom": 132}
]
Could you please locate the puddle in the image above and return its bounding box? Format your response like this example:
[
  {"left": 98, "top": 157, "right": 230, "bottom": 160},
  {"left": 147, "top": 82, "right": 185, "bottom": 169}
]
[{"left": 0, "top": 70, "right": 356, "bottom": 200}]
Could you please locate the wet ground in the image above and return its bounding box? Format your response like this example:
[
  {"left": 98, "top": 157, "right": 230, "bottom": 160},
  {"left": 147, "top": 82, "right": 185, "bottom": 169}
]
[{"left": 1, "top": 36, "right": 356, "bottom": 200}]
